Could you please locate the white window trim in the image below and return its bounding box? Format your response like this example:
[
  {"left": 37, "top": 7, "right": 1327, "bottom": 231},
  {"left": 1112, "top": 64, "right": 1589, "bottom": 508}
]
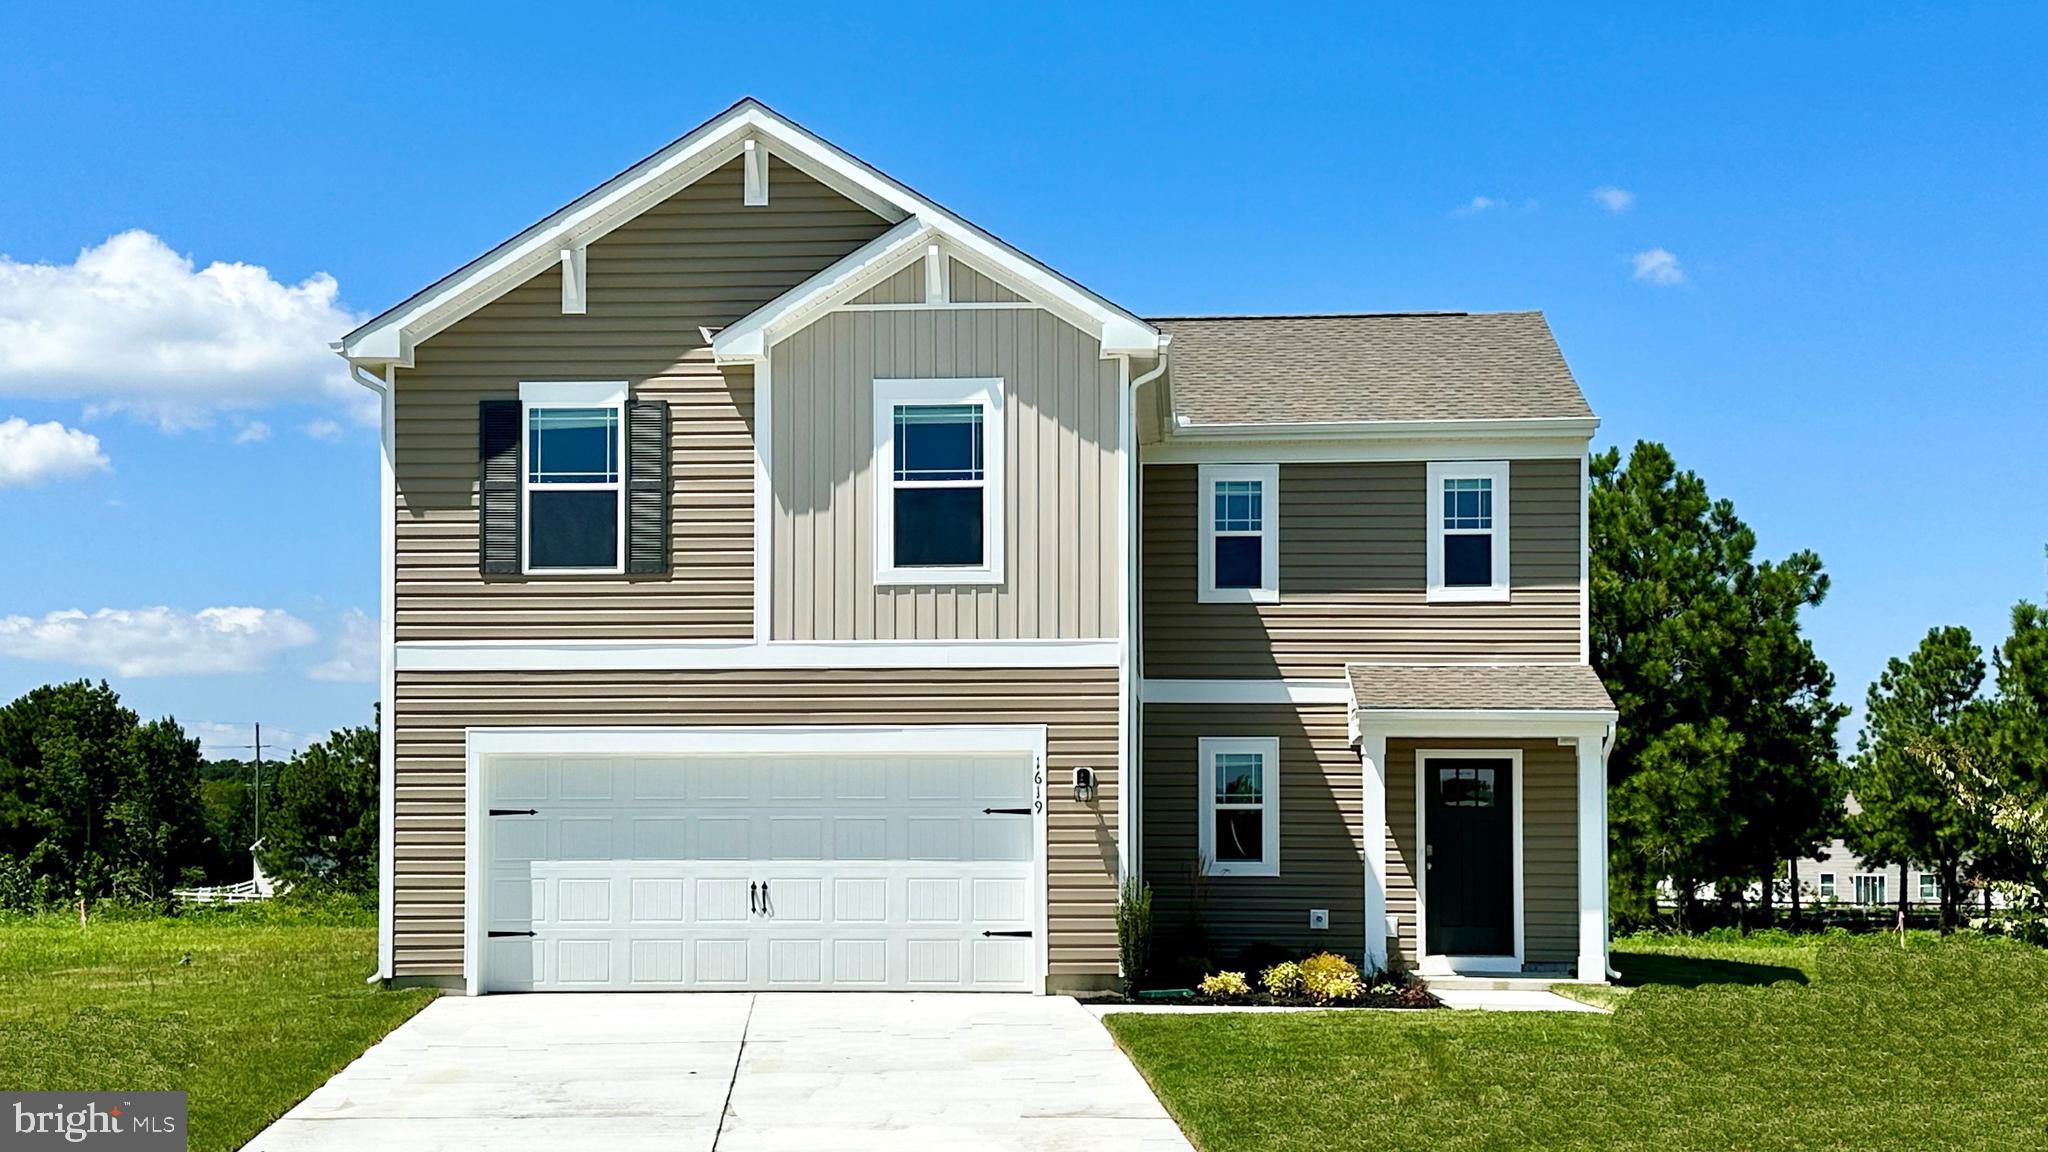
[
  {"left": 1853, "top": 873, "right": 1888, "bottom": 906},
  {"left": 1426, "top": 460, "right": 1510, "bottom": 603},
  {"left": 1818, "top": 871, "right": 1837, "bottom": 899},
  {"left": 1415, "top": 747, "right": 1525, "bottom": 974},
  {"left": 1197, "top": 463, "right": 1280, "bottom": 604},
  {"left": 519, "top": 380, "right": 628, "bottom": 576},
  {"left": 1198, "top": 736, "right": 1281, "bottom": 877},
  {"left": 872, "top": 377, "right": 1006, "bottom": 586}
]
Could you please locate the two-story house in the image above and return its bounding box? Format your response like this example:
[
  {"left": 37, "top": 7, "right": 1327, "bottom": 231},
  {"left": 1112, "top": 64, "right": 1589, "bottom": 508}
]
[{"left": 337, "top": 99, "right": 1617, "bottom": 996}]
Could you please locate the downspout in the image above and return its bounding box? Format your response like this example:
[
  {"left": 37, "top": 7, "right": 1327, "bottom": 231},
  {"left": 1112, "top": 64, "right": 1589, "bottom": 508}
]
[
  {"left": 349, "top": 359, "right": 399, "bottom": 986},
  {"left": 1121, "top": 340, "right": 1170, "bottom": 887},
  {"left": 1602, "top": 720, "right": 1621, "bottom": 981}
]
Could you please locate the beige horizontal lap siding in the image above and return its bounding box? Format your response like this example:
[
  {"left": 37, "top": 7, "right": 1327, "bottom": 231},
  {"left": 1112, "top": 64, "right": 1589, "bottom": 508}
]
[
  {"left": 1142, "top": 459, "right": 1583, "bottom": 678},
  {"left": 391, "top": 668, "right": 1121, "bottom": 985},
  {"left": 1140, "top": 703, "right": 1364, "bottom": 960},
  {"left": 392, "top": 156, "right": 891, "bottom": 641},
  {"left": 1385, "top": 737, "right": 1578, "bottom": 968},
  {"left": 770, "top": 307, "right": 1121, "bottom": 640}
]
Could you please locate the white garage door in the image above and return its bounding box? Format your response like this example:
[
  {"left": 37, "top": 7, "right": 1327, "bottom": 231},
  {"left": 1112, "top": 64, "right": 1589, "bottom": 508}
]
[{"left": 480, "top": 752, "right": 1041, "bottom": 992}]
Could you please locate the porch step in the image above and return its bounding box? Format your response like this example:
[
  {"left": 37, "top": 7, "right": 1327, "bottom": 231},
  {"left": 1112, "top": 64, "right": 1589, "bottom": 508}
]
[{"left": 1422, "top": 974, "right": 1582, "bottom": 993}]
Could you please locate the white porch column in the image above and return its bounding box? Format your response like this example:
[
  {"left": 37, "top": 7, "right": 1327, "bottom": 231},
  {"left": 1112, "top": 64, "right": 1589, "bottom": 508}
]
[
  {"left": 1575, "top": 730, "right": 1610, "bottom": 982},
  {"left": 1360, "top": 732, "right": 1390, "bottom": 972}
]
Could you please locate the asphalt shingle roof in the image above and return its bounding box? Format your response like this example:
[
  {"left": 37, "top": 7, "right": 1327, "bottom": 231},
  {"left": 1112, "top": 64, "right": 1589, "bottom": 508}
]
[
  {"left": 1346, "top": 663, "right": 1617, "bottom": 713},
  {"left": 1151, "top": 311, "right": 1592, "bottom": 427}
]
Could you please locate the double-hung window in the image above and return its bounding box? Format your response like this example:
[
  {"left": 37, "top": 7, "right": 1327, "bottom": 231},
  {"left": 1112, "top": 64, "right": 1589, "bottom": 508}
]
[
  {"left": 873, "top": 378, "right": 1005, "bottom": 585},
  {"left": 521, "top": 381, "right": 627, "bottom": 573},
  {"left": 1918, "top": 873, "right": 1939, "bottom": 902},
  {"left": 1818, "top": 872, "right": 1837, "bottom": 900},
  {"left": 1426, "top": 460, "right": 1510, "bottom": 602},
  {"left": 1198, "top": 736, "right": 1281, "bottom": 876},
  {"left": 1197, "top": 464, "right": 1279, "bottom": 603}
]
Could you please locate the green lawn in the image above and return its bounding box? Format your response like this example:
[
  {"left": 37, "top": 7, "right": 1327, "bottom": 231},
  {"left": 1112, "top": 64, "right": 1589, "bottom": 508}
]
[
  {"left": 0, "top": 906, "right": 435, "bottom": 1152},
  {"left": 1106, "top": 931, "right": 2048, "bottom": 1151}
]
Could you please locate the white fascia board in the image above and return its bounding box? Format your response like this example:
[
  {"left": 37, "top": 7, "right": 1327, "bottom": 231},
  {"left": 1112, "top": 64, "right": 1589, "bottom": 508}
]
[
  {"left": 1350, "top": 707, "right": 1618, "bottom": 741},
  {"left": 396, "top": 638, "right": 1119, "bottom": 672},
  {"left": 1143, "top": 434, "right": 1594, "bottom": 465},
  {"left": 1168, "top": 416, "right": 1601, "bottom": 443},
  {"left": 712, "top": 217, "right": 931, "bottom": 361}
]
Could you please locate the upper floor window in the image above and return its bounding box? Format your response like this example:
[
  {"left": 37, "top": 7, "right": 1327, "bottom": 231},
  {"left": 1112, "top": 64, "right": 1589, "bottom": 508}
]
[
  {"left": 872, "top": 378, "right": 1005, "bottom": 585},
  {"left": 1426, "top": 460, "right": 1510, "bottom": 603},
  {"left": 521, "top": 381, "right": 626, "bottom": 573},
  {"left": 1199, "top": 736, "right": 1281, "bottom": 877},
  {"left": 1197, "top": 464, "right": 1279, "bottom": 604}
]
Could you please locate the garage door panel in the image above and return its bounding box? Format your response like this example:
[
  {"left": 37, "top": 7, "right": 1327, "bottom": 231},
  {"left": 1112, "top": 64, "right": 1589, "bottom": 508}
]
[{"left": 482, "top": 752, "right": 1038, "bottom": 992}]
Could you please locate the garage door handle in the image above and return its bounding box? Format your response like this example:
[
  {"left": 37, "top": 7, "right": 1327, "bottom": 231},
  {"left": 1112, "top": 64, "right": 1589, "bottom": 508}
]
[
  {"left": 982, "top": 930, "right": 1033, "bottom": 938},
  {"left": 749, "top": 882, "right": 758, "bottom": 914},
  {"left": 982, "top": 807, "right": 1032, "bottom": 815},
  {"left": 488, "top": 930, "right": 536, "bottom": 938},
  {"left": 489, "top": 808, "right": 538, "bottom": 816}
]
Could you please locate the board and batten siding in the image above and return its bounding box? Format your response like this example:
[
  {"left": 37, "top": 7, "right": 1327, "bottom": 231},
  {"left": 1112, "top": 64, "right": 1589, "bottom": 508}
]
[
  {"left": 390, "top": 156, "right": 891, "bottom": 641},
  {"left": 769, "top": 308, "right": 1122, "bottom": 640},
  {"left": 1385, "top": 737, "right": 1579, "bottom": 967},
  {"left": 1139, "top": 703, "right": 1365, "bottom": 958},
  {"left": 391, "top": 668, "right": 1121, "bottom": 989},
  {"left": 1142, "top": 459, "right": 1583, "bottom": 678}
]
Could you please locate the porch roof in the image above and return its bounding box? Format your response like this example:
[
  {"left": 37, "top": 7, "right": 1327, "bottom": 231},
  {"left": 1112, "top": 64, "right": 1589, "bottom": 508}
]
[{"left": 1347, "top": 662, "right": 1617, "bottom": 715}]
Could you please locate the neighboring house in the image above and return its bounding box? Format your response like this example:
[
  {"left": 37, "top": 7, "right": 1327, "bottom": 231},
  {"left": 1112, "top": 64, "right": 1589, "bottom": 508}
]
[{"left": 336, "top": 98, "right": 1617, "bottom": 995}]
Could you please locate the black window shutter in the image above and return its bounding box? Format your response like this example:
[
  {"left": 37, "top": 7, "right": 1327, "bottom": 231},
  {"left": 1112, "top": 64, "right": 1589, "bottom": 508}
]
[
  {"left": 478, "top": 400, "right": 522, "bottom": 575},
  {"left": 626, "top": 399, "right": 671, "bottom": 575}
]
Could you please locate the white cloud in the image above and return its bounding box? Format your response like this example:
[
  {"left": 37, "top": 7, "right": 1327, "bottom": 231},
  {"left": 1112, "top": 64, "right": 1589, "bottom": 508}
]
[
  {"left": 303, "top": 418, "right": 344, "bottom": 440},
  {"left": 1451, "top": 196, "right": 1502, "bottom": 217},
  {"left": 1592, "top": 186, "right": 1635, "bottom": 214},
  {"left": 0, "top": 606, "right": 318, "bottom": 677},
  {"left": 0, "top": 231, "right": 368, "bottom": 429},
  {"left": 0, "top": 417, "right": 110, "bottom": 487},
  {"left": 307, "top": 609, "right": 377, "bottom": 683},
  {"left": 1632, "top": 248, "right": 1686, "bottom": 286},
  {"left": 233, "top": 420, "right": 271, "bottom": 444}
]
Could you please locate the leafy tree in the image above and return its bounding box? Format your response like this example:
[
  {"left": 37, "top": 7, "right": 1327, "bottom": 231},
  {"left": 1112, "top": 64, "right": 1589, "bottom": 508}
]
[
  {"left": 260, "top": 724, "right": 378, "bottom": 890},
  {"left": 1592, "top": 442, "right": 1847, "bottom": 928},
  {"left": 107, "top": 718, "right": 209, "bottom": 903},
  {"left": 1848, "top": 626, "right": 1994, "bottom": 931}
]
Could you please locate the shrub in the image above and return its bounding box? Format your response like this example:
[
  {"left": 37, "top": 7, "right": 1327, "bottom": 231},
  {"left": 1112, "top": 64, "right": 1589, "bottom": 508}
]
[
  {"left": 1197, "top": 970, "right": 1251, "bottom": 998},
  {"left": 1260, "top": 960, "right": 1302, "bottom": 996},
  {"left": 1116, "top": 876, "right": 1153, "bottom": 994},
  {"left": 1299, "top": 951, "right": 1365, "bottom": 1003}
]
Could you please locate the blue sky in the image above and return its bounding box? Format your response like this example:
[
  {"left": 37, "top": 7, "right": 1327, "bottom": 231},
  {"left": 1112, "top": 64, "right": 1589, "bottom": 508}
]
[{"left": 0, "top": 3, "right": 2042, "bottom": 755}]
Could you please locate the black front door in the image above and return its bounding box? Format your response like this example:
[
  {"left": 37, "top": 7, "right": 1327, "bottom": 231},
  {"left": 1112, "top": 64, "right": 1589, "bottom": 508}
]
[{"left": 1424, "top": 758, "right": 1514, "bottom": 956}]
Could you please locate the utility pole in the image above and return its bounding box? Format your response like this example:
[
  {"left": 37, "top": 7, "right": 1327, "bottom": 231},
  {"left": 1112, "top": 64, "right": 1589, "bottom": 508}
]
[{"left": 253, "top": 722, "right": 263, "bottom": 847}]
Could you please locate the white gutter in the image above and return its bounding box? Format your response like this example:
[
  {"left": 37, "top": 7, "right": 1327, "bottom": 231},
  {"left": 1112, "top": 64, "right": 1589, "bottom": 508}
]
[
  {"left": 1168, "top": 414, "right": 1601, "bottom": 442},
  {"left": 349, "top": 359, "right": 399, "bottom": 985}
]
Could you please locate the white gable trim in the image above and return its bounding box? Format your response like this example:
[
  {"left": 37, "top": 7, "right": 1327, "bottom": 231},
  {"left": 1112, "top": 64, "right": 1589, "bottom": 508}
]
[
  {"left": 713, "top": 224, "right": 1114, "bottom": 363},
  {"left": 340, "top": 98, "right": 1157, "bottom": 367}
]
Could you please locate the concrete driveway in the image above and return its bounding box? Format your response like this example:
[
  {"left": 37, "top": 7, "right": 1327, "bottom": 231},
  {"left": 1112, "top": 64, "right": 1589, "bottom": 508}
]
[{"left": 243, "top": 993, "right": 1191, "bottom": 1151}]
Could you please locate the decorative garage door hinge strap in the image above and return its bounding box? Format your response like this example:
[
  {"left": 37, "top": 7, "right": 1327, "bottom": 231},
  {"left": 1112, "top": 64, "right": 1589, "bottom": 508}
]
[
  {"left": 982, "top": 930, "right": 1033, "bottom": 938},
  {"left": 487, "top": 930, "right": 536, "bottom": 938},
  {"left": 489, "top": 808, "right": 539, "bottom": 816},
  {"left": 982, "top": 807, "right": 1032, "bottom": 815}
]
